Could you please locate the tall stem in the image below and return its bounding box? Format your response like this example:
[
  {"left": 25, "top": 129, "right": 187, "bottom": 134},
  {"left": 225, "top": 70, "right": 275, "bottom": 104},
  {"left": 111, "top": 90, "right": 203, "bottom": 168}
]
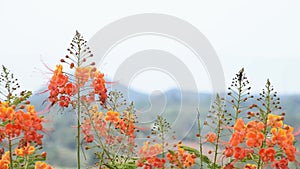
[
  {"left": 196, "top": 109, "right": 203, "bottom": 169},
  {"left": 77, "top": 89, "right": 81, "bottom": 169},
  {"left": 212, "top": 94, "right": 223, "bottom": 169},
  {"left": 8, "top": 137, "right": 13, "bottom": 169},
  {"left": 157, "top": 116, "right": 165, "bottom": 169},
  {"left": 257, "top": 80, "right": 271, "bottom": 169},
  {"left": 6, "top": 74, "right": 13, "bottom": 169},
  {"left": 76, "top": 38, "right": 82, "bottom": 169},
  {"left": 213, "top": 119, "right": 221, "bottom": 169},
  {"left": 234, "top": 74, "right": 242, "bottom": 123}
]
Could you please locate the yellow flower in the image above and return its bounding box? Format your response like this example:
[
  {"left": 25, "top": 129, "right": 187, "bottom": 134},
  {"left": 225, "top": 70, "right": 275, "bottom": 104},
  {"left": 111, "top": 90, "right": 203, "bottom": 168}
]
[
  {"left": 15, "top": 148, "right": 25, "bottom": 156},
  {"left": 0, "top": 151, "right": 10, "bottom": 169},
  {"left": 15, "top": 144, "right": 35, "bottom": 157},
  {"left": 244, "top": 163, "right": 257, "bottom": 169},
  {"left": 105, "top": 111, "right": 120, "bottom": 123},
  {"left": 267, "top": 114, "right": 283, "bottom": 128}
]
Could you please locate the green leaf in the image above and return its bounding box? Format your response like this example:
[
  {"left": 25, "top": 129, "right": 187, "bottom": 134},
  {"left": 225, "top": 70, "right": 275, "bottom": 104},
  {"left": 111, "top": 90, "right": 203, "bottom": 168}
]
[{"left": 180, "top": 145, "right": 212, "bottom": 165}]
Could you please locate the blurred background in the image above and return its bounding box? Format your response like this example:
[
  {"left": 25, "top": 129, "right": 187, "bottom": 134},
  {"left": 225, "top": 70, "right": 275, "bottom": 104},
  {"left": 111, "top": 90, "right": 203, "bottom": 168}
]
[{"left": 1, "top": 0, "right": 300, "bottom": 168}]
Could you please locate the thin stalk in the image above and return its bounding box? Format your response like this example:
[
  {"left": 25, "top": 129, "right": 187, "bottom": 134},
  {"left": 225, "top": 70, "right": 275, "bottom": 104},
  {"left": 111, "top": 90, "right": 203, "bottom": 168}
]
[
  {"left": 157, "top": 116, "right": 165, "bottom": 169},
  {"left": 76, "top": 39, "right": 82, "bottom": 169},
  {"left": 257, "top": 80, "right": 271, "bottom": 169},
  {"left": 196, "top": 108, "right": 203, "bottom": 169},
  {"left": 77, "top": 83, "right": 81, "bottom": 169},
  {"left": 213, "top": 118, "right": 221, "bottom": 169},
  {"left": 25, "top": 154, "right": 29, "bottom": 169},
  {"left": 234, "top": 76, "right": 242, "bottom": 123},
  {"left": 213, "top": 94, "right": 223, "bottom": 169},
  {"left": 8, "top": 137, "right": 13, "bottom": 169},
  {"left": 5, "top": 73, "right": 13, "bottom": 169}
]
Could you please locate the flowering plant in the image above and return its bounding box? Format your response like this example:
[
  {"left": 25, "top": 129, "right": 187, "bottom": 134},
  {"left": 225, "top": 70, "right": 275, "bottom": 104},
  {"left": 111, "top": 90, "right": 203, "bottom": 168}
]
[
  {"left": 0, "top": 31, "right": 298, "bottom": 169},
  {"left": 0, "top": 66, "right": 51, "bottom": 169}
]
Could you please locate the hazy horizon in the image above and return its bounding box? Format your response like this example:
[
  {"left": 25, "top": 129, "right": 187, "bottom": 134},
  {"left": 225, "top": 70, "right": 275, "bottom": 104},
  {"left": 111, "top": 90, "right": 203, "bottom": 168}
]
[{"left": 1, "top": 0, "right": 299, "bottom": 94}]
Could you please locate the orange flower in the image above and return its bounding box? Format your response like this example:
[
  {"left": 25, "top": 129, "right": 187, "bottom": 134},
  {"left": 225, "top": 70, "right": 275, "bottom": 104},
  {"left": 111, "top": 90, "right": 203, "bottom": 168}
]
[
  {"left": 59, "top": 95, "right": 70, "bottom": 107},
  {"left": 206, "top": 132, "right": 217, "bottom": 143},
  {"left": 230, "top": 132, "right": 245, "bottom": 146},
  {"left": 35, "top": 161, "right": 52, "bottom": 169},
  {"left": 15, "top": 148, "right": 24, "bottom": 156},
  {"left": 272, "top": 158, "right": 288, "bottom": 169},
  {"left": 244, "top": 164, "right": 257, "bottom": 169},
  {"left": 178, "top": 142, "right": 184, "bottom": 155},
  {"left": 230, "top": 118, "right": 247, "bottom": 146},
  {"left": 271, "top": 128, "right": 287, "bottom": 146},
  {"left": 234, "top": 118, "right": 245, "bottom": 132},
  {"left": 270, "top": 124, "right": 296, "bottom": 161},
  {"left": 104, "top": 111, "right": 120, "bottom": 123},
  {"left": 246, "top": 121, "right": 265, "bottom": 131},
  {"left": 245, "top": 131, "right": 264, "bottom": 147},
  {"left": 233, "top": 147, "right": 253, "bottom": 160},
  {"left": 75, "top": 67, "right": 91, "bottom": 86},
  {"left": 115, "top": 118, "right": 135, "bottom": 138},
  {"left": 139, "top": 142, "right": 162, "bottom": 157},
  {"left": 0, "top": 151, "right": 10, "bottom": 169},
  {"left": 54, "top": 64, "right": 63, "bottom": 75},
  {"left": 48, "top": 64, "right": 75, "bottom": 107},
  {"left": 15, "top": 143, "right": 35, "bottom": 157},
  {"left": 92, "top": 71, "right": 107, "bottom": 104},
  {"left": 283, "top": 124, "right": 294, "bottom": 144},
  {"left": 137, "top": 142, "right": 166, "bottom": 168},
  {"left": 64, "top": 83, "right": 77, "bottom": 96},
  {"left": 224, "top": 146, "right": 234, "bottom": 157},
  {"left": 0, "top": 103, "right": 44, "bottom": 144},
  {"left": 166, "top": 142, "right": 196, "bottom": 168},
  {"left": 267, "top": 114, "right": 283, "bottom": 128},
  {"left": 282, "top": 144, "right": 296, "bottom": 161},
  {"left": 259, "top": 147, "right": 276, "bottom": 162},
  {"left": 0, "top": 102, "right": 14, "bottom": 121}
]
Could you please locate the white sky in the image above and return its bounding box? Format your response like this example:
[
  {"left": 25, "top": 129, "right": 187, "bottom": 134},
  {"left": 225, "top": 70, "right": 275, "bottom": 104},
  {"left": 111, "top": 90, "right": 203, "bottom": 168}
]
[{"left": 0, "top": 0, "right": 300, "bottom": 94}]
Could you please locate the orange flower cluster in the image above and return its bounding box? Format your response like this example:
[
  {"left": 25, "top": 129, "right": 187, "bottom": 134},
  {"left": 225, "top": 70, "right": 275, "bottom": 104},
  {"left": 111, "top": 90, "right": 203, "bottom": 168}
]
[
  {"left": 267, "top": 114, "right": 284, "bottom": 128},
  {"left": 245, "top": 120, "right": 265, "bottom": 147},
  {"left": 48, "top": 65, "right": 76, "bottom": 107},
  {"left": 115, "top": 111, "right": 135, "bottom": 138},
  {"left": 272, "top": 158, "right": 288, "bottom": 169},
  {"left": 75, "top": 67, "right": 91, "bottom": 87},
  {"left": 268, "top": 114, "right": 296, "bottom": 162},
  {"left": 225, "top": 114, "right": 297, "bottom": 168},
  {"left": 0, "top": 149, "right": 51, "bottom": 169},
  {"left": 206, "top": 132, "right": 217, "bottom": 143},
  {"left": 233, "top": 146, "right": 253, "bottom": 160},
  {"left": 0, "top": 151, "right": 10, "bottom": 169},
  {"left": 166, "top": 143, "right": 196, "bottom": 168},
  {"left": 81, "top": 105, "right": 106, "bottom": 143},
  {"left": 270, "top": 125, "right": 296, "bottom": 161},
  {"left": 259, "top": 147, "right": 276, "bottom": 163},
  {"left": 229, "top": 118, "right": 265, "bottom": 148},
  {"left": 0, "top": 102, "right": 44, "bottom": 145},
  {"left": 137, "top": 142, "right": 166, "bottom": 169},
  {"left": 82, "top": 106, "right": 136, "bottom": 145},
  {"left": 81, "top": 118, "right": 94, "bottom": 143},
  {"left": 92, "top": 71, "right": 107, "bottom": 104},
  {"left": 105, "top": 111, "right": 120, "bottom": 124},
  {"left": 35, "top": 161, "right": 53, "bottom": 169},
  {"left": 15, "top": 143, "right": 35, "bottom": 157},
  {"left": 48, "top": 65, "right": 107, "bottom": 107}
]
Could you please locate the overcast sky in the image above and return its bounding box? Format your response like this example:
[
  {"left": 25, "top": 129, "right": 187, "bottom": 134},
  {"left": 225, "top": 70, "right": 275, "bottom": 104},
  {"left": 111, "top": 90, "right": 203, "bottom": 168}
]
[{"left": 0, "top": 0, "right": 299, "bottom": 94}]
